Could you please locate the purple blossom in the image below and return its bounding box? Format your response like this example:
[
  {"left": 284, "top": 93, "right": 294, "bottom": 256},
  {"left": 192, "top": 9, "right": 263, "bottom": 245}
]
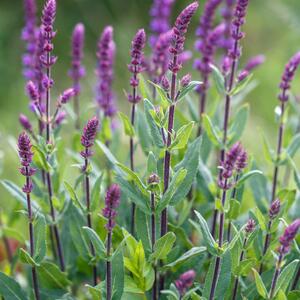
[
  {"left": 149, "top": 0, "right": 175, "bottom": 47},
  {"left": 148, "top": 173, "right": 160, "bottom": 185},
  {"left": 244, "top": 54, "right": 265, "bottom": 72},
  {"left": 161, "top": 76, "right": 170, "bottom": 91},
  {"left": 26, "top": 80, "right": 39, "bottom": 103},
  {"left": 245, "top": 219, "right": 255, "bottom": 234},
  {"left": 128, "top": 29, "right": 146, "bottom": 104},
  {"left": 175, "top": 270, "right": 196, "bottom": 296},
  {"left": 96, "top": 26, "right": 117, "bottom": 117},
  {"left": 151, "top": 30, "right": 172, "bottom": 84},
  {"left": 59, "top": 88, "right": 75, "bottom": 104},
  {"left": 220, "top": 0, "right": 236, "bottom": 51},
  {"left": 22, "top": 0, "right": 38, "bottom": 81},
  {"left": 80, "top": 117, "right": 99, "bottom": 158},
  {"left": 236, "top": 147, "right": 248, "bottom": 172},
  {"left": 169, "top": 1, "right": 199, "bottom": 74},
  {"left": 69, "top": 23, "right": 85, "bottom": 95},
  {"left": 181, "top": 74, "right": 192, "bottom": 87},
  {"left": 18, "top": 132, "right": 36, "bottom": 193},
  {"left": 19, "top": 114, "right": 33, "bottom": 131},
  {"left": 55, "top": 111, "right": 66, "bottom": 126},
  {"left": 178, "top": 50, "right": 193, "bottom": 65},
  {"left": 269, "top": 199, "right": 281, "bottom": 220},
  {"left": 278, "top": 219, "right": 300, "bottom": 254},
  {"left": 278, "top": 52, "right": 300, "bottom": 102},
  {"left": 103, "top": 184, "right": 121, "bottom": 231},
  {"left": 237, "top": 69, "right": 249, "bottom": 82},
  {"left": 228, "top": 0, "right": 249, "bottom": 61}
]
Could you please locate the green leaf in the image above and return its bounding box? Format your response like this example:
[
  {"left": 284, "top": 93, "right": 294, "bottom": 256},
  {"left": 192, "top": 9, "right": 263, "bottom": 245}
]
[
  {"left": 254, "top": 207, "right": 267, "bottom": 231},
  {"left": 37, "top": 261, "right": 71, "bottom": 290},
  {"left": 210, "top": 64, "right": 226, "bottom": 95},
  {"left": 237, "top": 170, "right": 263, "bottom": 187},
  {"left": 82, "top": 227, "right": 106, "bottom": 259},
  {"left": 228, "top": 104, "right": 249, "bottom": 145},
  {"left": 33, "top": 214, "right": 47, "bottom": 264},
  {"left": 286, "top": 133, "right": 300, "bottom": 158},
  {"left": 170, "top": 137, "right": 201, "bottom": 205},
  {"left": 19, "top": 248, "right": 36, "bottom": 266},
  {"left": 1, "top": 180, "right": 39, "bottom": 213},
  {"left": 149, "top": 232, "right": 176, "bottom": 261},
  {"left": 156, "top": 168, "right": 187, "bottom": 214},
  {"left": 276, "top": 289, "right": 287, "bottom": 300},
  {"left": 137, "top": 108, "right": 153, "bottom": 154},
  {"left": 227, "top": 199, "right": 241, "bottom": 220},
  {"left": 170, "top": 121, "right": 194, "bottom": 150},
  {"left": 1, "top": 227, "right": 25, "bottom": 243},
  {"left": 177, "top": 81, "right": 202, "bottom": 101},
  {"left": 234, "top": 258, "right": 256, "bottom": 276},
  {"left": 87, "top": 284, "right": 103, "bottom": 300},
  {"left": 230, "top": 73, "right": 253, "bottom": 96},
  {"left": 118, "top": 112, "right": 135, "bottom": 137},
  {"left": 164, "top": 246, "right": 206, "bottom": 269},
  {"left": 64, "top": 181, "right": 85, "bottom": 212},
  {"left": 202, "top": 115, "right": 222, "bottom": 147},
  {"left": 194, "top": 210, "right": 218, "bottom": 256},
  {"left": 148, "top": 81, "right": 170, "bottom": 105},
  {"left": 274, "top": 259, "right": 299, "bottom": 297},
  {"left": 91, "top": 174, "right": 103, "bottom": 212},
  {"left": 139, "top": 75, "right": 151, "bottom": 100},
  {"left": 116, "top": 162, "right": 147, "bottom": 194},
  {"left": 0, "top": 271, "right": 27, "bottom": 300},
  {"left": 147, "top": 151, "right": 157, "bottom": 174},
  {"left": 135, "top": 208, "right": 152, "bottom": 254},
  {"left": 252, "top": 268, "right": 268, "bottom": 299},
  {"left": 112, "top": 248, "right": 125, "bottom": 300},
  {"left": 144, "top": 99, "right": 165, "bottom": 148},
  {"left": 32, "top": 145, "right": 51, "bottom": 172}
]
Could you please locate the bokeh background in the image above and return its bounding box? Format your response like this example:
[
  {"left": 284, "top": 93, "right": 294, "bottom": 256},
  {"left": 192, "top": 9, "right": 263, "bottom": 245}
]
[{"left": 1, "top": 0, "right": 300, "bottom": 208}]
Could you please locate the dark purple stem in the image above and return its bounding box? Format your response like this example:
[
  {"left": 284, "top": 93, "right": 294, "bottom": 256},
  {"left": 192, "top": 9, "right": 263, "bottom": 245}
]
[
  {"left": 211, "top": 25, "right": 240, "bottom": 238},
  {"left": 130, "top": 100, "right": 136, "bottom": 235},
  {"left": 84, "top": 154, "right": 97, "bottom": 286},
  {"left": 271, "top": 101, "right": 285, "bottom": 202},
  {"left": 232, "top": 237, "right": 247, "bottom": 300},
  {"left": 259, "top": 219, "right": 272, "bottom": 274},
  {"left": 106, "top": 223, "right": 113, "bottom": 300},
  {"left": 269, "top": 253, "right": 283, "bottom": 299},
  {"left": 25, "top": 173, "right": 40, "bottom": 300},
  {"left": 197, "top": 74, "right": 209, "bottom": 136},
  {"left": 151, "top": 192, "right": 157, "bottom": 300}
]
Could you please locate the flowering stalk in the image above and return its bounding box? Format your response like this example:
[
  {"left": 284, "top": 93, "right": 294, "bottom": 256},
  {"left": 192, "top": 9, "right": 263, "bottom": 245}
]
[
  {"left": 210, "top": 143, "right": 242, "bottom": 300},
  {"left": 103, "top": 184, "right": 121, "bottom": 300},
  {"left": 211, "top": 0, "right": 250, "bottom": 239},
  {"left": 149, "top": 0, "right": 175, "bottom": 47},
  {"left": 127, "top": 29, "right": 146, "bottom": 234},
  {"left": 220, "top": 0, "right": 235, "bottom": 52},
  {"left": 18, "top": 132, "right": 40, "bottom": 300},
  {"left": 194, "top": 0, "right": 223, "bottom": 135},
  {"left": 81, "top": 117, "right": 99, "bottom": 285},
  {"left": 161, "top": 1, "right": 199, "bottom": 238},
  {"left": 231, "top": 219, "right": 255, "bottom": 300},
  {"left": 40, "top": 0, "right": 65, "bottom": 271},
  {"left": 271, "top": 52, "right": 300, "bottom": 202},
  {"left": 69, "top": 23, "right": 85, "bottom": 130},
  {"left": 269, "top": 219, "right": 300, "bottom": 298},
  {"left": 148, "top": 173, "right": 160, "bottom": 300},
  {"left": 175, "top": 270, "right": 196, "bottom": 299},
  {"left": 96, "top": 26, "right": 117, "bottom": 121},
  {"left": 227, "top": 147, "right": 248, "bottom": 241},
  {"left": 258, "top": 199, "right": 280, "bottom": 274}
]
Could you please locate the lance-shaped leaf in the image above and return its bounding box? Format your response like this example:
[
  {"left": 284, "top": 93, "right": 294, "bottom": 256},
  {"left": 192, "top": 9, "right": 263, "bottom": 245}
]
[
  {"left": 91, "top": 174, "right": 103, "bottom": 212},
  {"left": 33, "top": 214, "right": 47, "bottom": 264},
  {"left": 82, "top": 227, "right": 106, "bottom": 260},
  {"left": 32, "top": 145, "right": 52, "bottom": 172},
  {"left": 210, "top": 64, "right": 226, "bottom": 95},
  {"left": 230, "top": 73, "right": 253, "bottom": 96},
  {"left": 0, "top": 271, "right": 27, "bottom": 300},
  {"left": 252, "top": 268, "right": 268, "bottom": 299},
  {"left": 149, "top": 232, "right": 176, "bottom": 262},
  {"left": 118, "top": 112, "right": 135, "bottom": 137},
  {"left": 64, "top": 181, "right": 85, "bottom": 212},
  {"left": 148, "top": 80, "right": 170, "bottom": 105},
  {"left": 169, "top": 121, "right": 194, "bottom": 151},
  {"left": 177, "top": 81, "right": 202, "bottom": 102},
  {"left": 236, "top": 170, "right": 263, "bottom": 187},
  {"left": 202, "top": 115, "right": 223, "bottom": 147}
]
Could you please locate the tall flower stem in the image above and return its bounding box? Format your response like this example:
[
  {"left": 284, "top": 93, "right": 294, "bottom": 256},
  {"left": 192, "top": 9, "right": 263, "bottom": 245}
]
[
  {"left": 151, "top": 191, "right": 157, "bottom": 300},
  {"left": 106, "top": 228, "right": 112, "bottom": 300},
  {"left": 269, "top": 253, "right": 283, "bottom": 299},
  {"left": 258, "top": 219, "right": 272, "bottom": 274},
  {"left": 271, "top": 101, "right": 285, "bottom": 202},
  {"left": 84, "top": 156, "right": 97, "bottom": 285},
  {"left": 130, "top": 101, "right": 136, "bottom": 235}
]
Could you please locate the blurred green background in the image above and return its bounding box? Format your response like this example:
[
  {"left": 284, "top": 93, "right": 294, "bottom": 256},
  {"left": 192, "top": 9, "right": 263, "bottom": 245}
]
[{"left": 1, "top": 0, "right": 300, "bottom": 205}]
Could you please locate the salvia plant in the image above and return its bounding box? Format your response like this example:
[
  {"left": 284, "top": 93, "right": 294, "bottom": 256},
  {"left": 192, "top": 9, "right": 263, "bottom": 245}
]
[{"left": 0, "top": 0, "right": 300, "bottom": 299}]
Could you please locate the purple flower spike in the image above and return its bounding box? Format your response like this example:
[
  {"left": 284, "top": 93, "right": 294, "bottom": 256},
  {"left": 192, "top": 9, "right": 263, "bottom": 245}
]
[
  {"left": 96, "top": 26, "right": 117, "bottom": 117},
  {"left": 19, "top": 114, "right": 33, "bottom": 131},
  {"left": 149, "top": 0, "right": 175, "bottom": 47},
  {"left": 278, "top": 52, "right": 300, "bottom": 102},
  {"left": 55, "top": 111, "right": 66, "bottom": 126},
  {"left": 60, "top": 88, "right": 75, "bottom": 104},
  {"left": 181, "top": 74, "right": 192, "bottom": 87},
  {"left": 269, "top": 199, "right": 281, "bottom": 220},
  {"left": 69, "top": 23, "right": 85, "bottom": 94},
  {"left": 169, "top": 1, "right": 199, "bottom": 73},
  {"left": 175, "top": 270, "right": 196, "bottom": 296},
  {"left": 236, "top": 147, "right": 248, "bottom": 172},
  {"left": 237, "top": 70, "right": 249, "bottom": 82},
  {"left": 103, "top": 184, "right": 121, "bottom": 232},
  {"left": 22, "top": 0, "right": 38, "bottom": 81},
  {"left": 278, "top": 219, "right": 300, "bottom": 255},
  {"left": 128, "top": 29, "right": 146, "bottom": 104},
  {"left": 229, "top": 0, "right": 249, "bottom": 61},
  {"left": 26, "top": 80, "right": 39, "bottom": 103},
  {"left": 80, "top": 117, "right": 99, "bottom": 158},
  {"left": 18, "top": 132, "right": 36, "bottom": 193},
  {"left": 151, "top": 30, "right": 172, "bottom": 84},
  {"left": 244, "top": 54, "right": 265, "bottom": 72},
  {"left": 245, "top": 219, "right": 256, "bottom": 234},
  {"left": 220, "top": 0, "right": 236, "bottom": 51}
]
